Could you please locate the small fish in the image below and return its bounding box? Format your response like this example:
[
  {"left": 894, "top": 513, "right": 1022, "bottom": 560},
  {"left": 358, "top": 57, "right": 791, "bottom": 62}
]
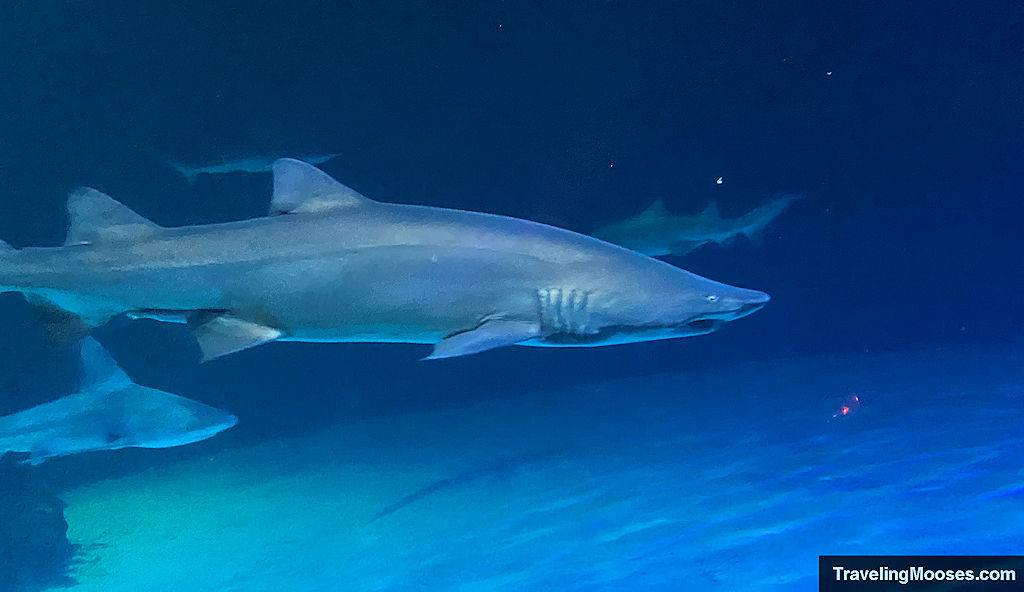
[
  {"left": 592, "top": 192, "right": 803, "bottom": 257},
  {"left": 166, "top": 152, "right": 342, "bottom": 185},
  {"left": 0, "top": 338, "right": 237, "bottom": 465}
]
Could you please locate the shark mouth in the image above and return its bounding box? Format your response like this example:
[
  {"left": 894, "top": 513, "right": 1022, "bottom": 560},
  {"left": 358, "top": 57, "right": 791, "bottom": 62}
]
[
  {"left": 683, "top": 318, "right": 721, "bottom": 333},
  {"left": 685, "top": 300, "right": 769, "bottom": 330}
]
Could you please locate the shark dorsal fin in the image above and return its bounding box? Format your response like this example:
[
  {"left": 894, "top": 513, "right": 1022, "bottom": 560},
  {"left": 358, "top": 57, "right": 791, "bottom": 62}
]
[
  {"left": 0, "top": 239, "right": 13, "bottom": 250},
  {"left": 78, "top": 337, "right": 131, "bottom": 392},
  {"left": 270, "top": 158, "right": 374, "bottom": 216},
  {"left": 700, "top": 201, "right": 720, "bottom": 218},
  {"left": 638, "top": 199, "right": 668, "bottom": 218},
  {"left": 65, "top": 188, "right": 162, "bottom": 246}
]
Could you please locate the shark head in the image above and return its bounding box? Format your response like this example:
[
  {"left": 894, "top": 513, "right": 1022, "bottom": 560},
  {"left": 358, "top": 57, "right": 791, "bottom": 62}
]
[{"left": 537, "top": 252, "right": 770, "bottom": 347}]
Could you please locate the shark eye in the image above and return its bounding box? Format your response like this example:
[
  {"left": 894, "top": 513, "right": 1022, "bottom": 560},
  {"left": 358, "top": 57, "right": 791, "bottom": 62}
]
[{"left": 705, "top": 294, "right": 719, "bottom": 303}]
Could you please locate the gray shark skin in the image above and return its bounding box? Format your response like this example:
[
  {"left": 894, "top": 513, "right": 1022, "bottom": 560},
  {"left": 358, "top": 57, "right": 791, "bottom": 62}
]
[
  {"left": 592, "top": 193, "right": 803, "bottom": 257},
  {"left": 0, "top": 159, "right": 769, "bottom": 361},
  {"left": 166, "top": 152, "right": 342, "bottom": 184},
  {"left": 0, "top": 338, "right": 237, "bottom": 465}
]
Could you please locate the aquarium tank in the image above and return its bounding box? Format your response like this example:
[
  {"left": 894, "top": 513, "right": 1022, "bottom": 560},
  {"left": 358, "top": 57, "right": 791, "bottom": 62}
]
[{"left": 0, "top": 1, "right": 1021, "bottom": 591}]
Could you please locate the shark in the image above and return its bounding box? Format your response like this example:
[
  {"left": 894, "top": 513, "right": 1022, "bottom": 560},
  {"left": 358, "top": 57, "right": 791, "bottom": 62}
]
[
  {"left": 592, "top": 192, "right": 803, "bottom": 257},
  {"left": 166, "top": 152, "right": 342, "bottom": 185},
  {"left": 0, "top": 338, "right": 237, "bottom": 465},
  {"left": 0, "top": 159, "right": 770, "bottom": 362}
]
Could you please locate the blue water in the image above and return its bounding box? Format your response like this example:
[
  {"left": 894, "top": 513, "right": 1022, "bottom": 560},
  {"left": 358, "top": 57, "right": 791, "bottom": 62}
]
[{"left": 0, "top": 1, "right": 1022, "bottom": 590}]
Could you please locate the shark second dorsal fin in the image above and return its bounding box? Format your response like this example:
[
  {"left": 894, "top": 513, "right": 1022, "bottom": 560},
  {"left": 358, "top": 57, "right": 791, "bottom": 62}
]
[
  {"left": 78, "top": 337, "right": 131, "bottom": 392},
  {"left": 270, "top": 158, "right": 374, "bottom": 216},
  {"left": 65, "top": 188, "right": 162, "bottom": 246},
  {"left": 700, "top": 201, "right": 720, "bottom": 218}
]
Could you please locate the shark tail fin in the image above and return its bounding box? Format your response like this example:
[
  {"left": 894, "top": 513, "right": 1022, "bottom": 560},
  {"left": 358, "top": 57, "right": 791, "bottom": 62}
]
[
  {"left": 78, "top": 337, "right": 132, "bottom": 392},
  {"left": 738, "top": 192, "right": 804, "bottom": 244}
]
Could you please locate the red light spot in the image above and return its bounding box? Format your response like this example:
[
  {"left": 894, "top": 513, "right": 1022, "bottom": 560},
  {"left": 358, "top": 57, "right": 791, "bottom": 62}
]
[{"left": 830, "top": 393, "right": 862, "bottom": 421}]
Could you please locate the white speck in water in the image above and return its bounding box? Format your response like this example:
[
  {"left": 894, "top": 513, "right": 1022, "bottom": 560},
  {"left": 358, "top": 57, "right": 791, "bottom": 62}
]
[{"left": 716, "top": 177, "right": 723, "bottom": 185}]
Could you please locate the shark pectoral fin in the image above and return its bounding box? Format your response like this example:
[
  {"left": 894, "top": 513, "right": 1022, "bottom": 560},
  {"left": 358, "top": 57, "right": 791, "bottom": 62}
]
[
  {"left": 64, "top": 187, "right": 163, "bottom": 246},
  {"left": 424, "top": 320, "right": 540, "bottom": 360},
  {"left": 190, "top": 315, "right": 282, "bottom": 361},
  {"left": 668, "top": 239, "right": 711, "bottom": 257}
]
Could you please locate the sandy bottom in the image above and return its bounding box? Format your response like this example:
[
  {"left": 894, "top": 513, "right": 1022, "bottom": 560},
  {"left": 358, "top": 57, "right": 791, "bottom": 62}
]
[{"left": 51, "top": 346, "right": 1024, "bottom": 591}]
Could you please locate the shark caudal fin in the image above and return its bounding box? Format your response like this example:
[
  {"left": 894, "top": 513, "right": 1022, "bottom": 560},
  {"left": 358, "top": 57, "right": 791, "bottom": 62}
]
[{"left": 738, "top": 192, "right": 804, "bottom": 243}]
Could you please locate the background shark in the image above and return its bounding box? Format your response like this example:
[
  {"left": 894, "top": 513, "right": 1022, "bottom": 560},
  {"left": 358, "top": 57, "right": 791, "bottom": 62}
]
[
  {"left": 592, "top": 192, "right": 803, "bottom": 257},
  {"left": 166, "top": 152, "right": 342, "bottom": 185},
  {"left": 0, "top": 338, "right": 237, "bottom": 465},
  {"left": 0, "top": 159, "right": 769, "bottom": 362}
]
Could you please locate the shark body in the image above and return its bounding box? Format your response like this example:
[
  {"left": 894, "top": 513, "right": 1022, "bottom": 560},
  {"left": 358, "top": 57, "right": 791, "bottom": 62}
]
[
  {"left": 0, "top": 338, "right": 237, "bottom": 465},
  {"left": 592, "top": 193, "right": 803, "bottom": 257},
  {"left": 0, "top": 160, "right": 769, "bottom": 361},
  {"left": 166, "top": 153, "right": 341, "bottom": 184}
]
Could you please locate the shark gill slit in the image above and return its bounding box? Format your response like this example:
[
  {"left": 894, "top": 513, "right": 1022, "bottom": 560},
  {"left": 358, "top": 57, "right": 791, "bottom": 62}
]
[{"left": 537, "top": 288, "right": 592, "bottom": 335}]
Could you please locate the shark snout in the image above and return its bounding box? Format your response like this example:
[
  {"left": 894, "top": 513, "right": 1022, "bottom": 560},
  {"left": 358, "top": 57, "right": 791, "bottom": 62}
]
[{"left": 728, "top": 289, "right": 770, "bottom": 318}]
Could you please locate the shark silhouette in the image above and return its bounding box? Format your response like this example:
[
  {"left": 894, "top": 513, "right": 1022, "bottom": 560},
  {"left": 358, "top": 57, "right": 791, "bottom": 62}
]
[
  {"left": 0, "top": 338, "right": 237, "bottom": 465},
  {"left": 592, "top": 193, "right": 803, "bottom": 257},
  {"left": 0, "top": 159, "right": 769, "bottom": 361}
]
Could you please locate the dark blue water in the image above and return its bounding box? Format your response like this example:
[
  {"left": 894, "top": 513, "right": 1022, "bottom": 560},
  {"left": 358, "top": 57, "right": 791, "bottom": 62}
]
[{"left": 0, "top": 2, "right": 1021, "bottom": 590}]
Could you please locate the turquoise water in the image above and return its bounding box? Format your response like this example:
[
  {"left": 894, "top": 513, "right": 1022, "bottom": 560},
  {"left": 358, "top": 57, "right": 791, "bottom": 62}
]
[{"left": 34, "top": 346, "right": 1023, "bottom": 591}]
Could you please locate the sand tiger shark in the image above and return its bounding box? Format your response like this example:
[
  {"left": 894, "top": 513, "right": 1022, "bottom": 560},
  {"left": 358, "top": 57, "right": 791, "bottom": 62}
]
[
  {"left": 166, "top": 152, "right": 342, "bottom": 185},
  {"left": 0, "top": 159, "right": 769, "bottom": 361},
  {"left": 0, "top": 338, "right": 237, "bottom": 465},
  {"left": 592, "top": 193, "right": 803, "bottom": 257}
]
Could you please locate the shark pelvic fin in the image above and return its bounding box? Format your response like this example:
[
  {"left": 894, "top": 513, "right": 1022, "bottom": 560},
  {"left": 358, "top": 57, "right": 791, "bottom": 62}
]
[
  {"left": 65, "top": 187, "right": 163, "bottom": 246},
  {"left": 270, "top": 158, "right": 374, "bottom": 215},
  {"left": 25, "top": 295, "right": 94, "bottom": 346},
  {"left": 423, "top": 319, "right": 539, "bottom": 360},
  {"left": 190, "top": 314, "right": 282, "bottom": 361}
]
